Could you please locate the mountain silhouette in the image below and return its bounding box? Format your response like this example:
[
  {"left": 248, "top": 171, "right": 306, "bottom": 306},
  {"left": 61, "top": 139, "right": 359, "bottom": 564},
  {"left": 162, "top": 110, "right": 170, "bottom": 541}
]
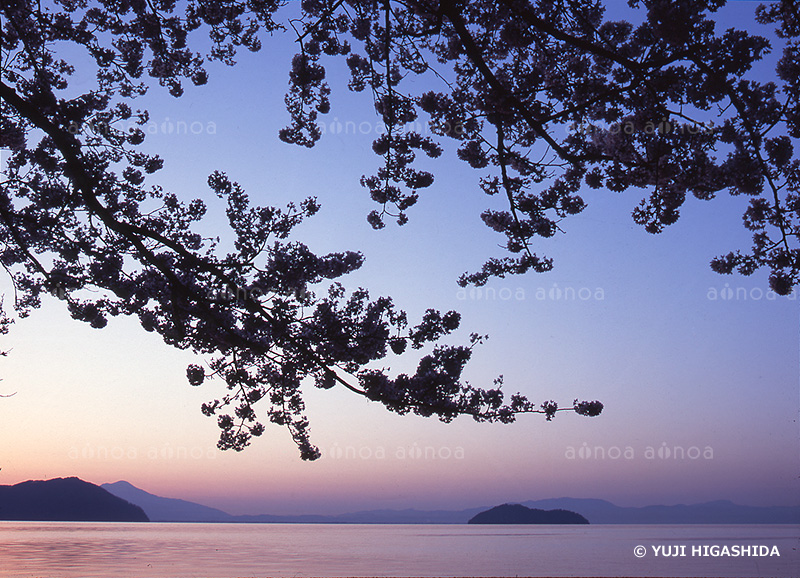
[
  {"left": 102, "top": 481, "right": 233, "bottom": 522},
  {"left": 102, "top": 481, "right": 800, "bottom": 524},
  {"left": 520, "top": 497, "right": 800, "bottom": 524},
  {"left": 469, "top": 503, "right": 589, "bottom": 524},
  {"left": 103, "top": 481, "right": 485, "bottom": 523},
  {"left": 0, "top": 477, "right": 148, "bottom": 521}
]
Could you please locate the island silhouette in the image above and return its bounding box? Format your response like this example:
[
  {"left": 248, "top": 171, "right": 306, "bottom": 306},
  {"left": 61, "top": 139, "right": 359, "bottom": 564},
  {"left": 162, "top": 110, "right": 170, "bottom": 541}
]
[{"left": 468, "top": 503, "right": 589, "bottom": 524}]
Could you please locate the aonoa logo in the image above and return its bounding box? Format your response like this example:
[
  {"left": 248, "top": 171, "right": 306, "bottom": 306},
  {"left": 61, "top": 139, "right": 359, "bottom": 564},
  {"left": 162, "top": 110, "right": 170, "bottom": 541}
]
[{"left": 565, "top": 442, "right": 713, "bottom": 460}]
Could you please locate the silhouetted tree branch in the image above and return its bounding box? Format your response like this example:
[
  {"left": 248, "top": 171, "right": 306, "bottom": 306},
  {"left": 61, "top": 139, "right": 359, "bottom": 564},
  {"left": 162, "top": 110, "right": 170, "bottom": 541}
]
[
  {"left": 0, "top": 0, "right": 610, "bottom": 460},
  {"left": 6, "top": 0, "right": 799, "bottom": 458},
  {"left": 282, "top": 0, "right": 798, "bottom": 291},
  {"left": 8, "top": 0, "right": 796, "bottom": 457}
]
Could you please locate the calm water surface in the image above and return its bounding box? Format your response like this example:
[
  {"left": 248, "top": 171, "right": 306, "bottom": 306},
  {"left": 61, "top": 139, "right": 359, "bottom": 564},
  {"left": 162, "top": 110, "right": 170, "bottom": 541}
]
[{"left": 0, "top": 522, "right": 797, "bottom": 577}]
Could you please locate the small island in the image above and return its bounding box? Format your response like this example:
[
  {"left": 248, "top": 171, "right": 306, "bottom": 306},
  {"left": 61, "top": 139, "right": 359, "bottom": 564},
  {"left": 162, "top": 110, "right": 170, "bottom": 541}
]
[{"left": 468, "top": 503, "right": 589, "bottom": 524}]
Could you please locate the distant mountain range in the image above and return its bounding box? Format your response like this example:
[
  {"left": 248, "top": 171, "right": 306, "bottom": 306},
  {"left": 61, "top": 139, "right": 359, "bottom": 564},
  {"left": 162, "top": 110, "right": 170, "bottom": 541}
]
[
  {"left": 0, "top": 478, "right": 148, "bottom": 522},
  {"left": 518, "top": 497, "right": 800, "bottom": 525},
  {"left": 6, "top": 477, "right": 795, "bottom": 524},
  {"left": 102, "top": 480, "right": 800, "bottom": 524},
  {"left": 101, "top": 480, "right": 479, "bottom": 523},
  {"left": 102, "top": 481, "right": 233, "bottom": 522}
]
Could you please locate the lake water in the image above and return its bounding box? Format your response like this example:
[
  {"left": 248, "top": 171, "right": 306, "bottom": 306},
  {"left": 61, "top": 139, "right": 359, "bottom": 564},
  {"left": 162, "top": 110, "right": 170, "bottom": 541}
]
[{"left": 0, "top": 522, "right": 797, "bottom": 577}]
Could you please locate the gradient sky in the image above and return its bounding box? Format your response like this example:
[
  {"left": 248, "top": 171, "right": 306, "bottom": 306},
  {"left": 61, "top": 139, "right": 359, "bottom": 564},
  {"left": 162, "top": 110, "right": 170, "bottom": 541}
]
[{"left": 0, "top": 1, "right": 797, "bottom": 516}]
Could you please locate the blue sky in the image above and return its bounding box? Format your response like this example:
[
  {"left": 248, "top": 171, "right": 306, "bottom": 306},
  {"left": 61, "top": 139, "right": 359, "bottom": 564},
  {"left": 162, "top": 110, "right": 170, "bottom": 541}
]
[{"left": 0, "top": 1, "right": 797, "bottom": 516}]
